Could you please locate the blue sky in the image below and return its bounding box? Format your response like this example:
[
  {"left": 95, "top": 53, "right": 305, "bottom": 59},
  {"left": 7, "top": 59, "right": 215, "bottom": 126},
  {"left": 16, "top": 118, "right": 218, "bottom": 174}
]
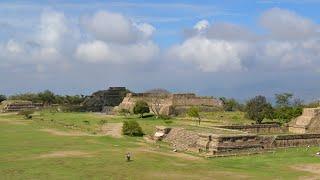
[{"left": 1, "top": 0, "right": 320, "bottom": 102}]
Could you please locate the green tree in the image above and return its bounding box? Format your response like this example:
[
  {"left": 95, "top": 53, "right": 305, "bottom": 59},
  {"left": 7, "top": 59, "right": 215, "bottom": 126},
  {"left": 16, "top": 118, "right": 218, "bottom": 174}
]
[
  {"left": 122, "top": 120, "right": 144, "bottom": 136},
  {"left": 133, "top": 100, "right": 150, "bottom": 118},
  {"left": 275, "top": 93, "right": 293, "bottom": 107},
  {"left": 38, "top": 90, "right": 56, "bottom": 105},
  {"left": 187, "top": 106, "right": 201, "bottom": 125},
  {"left": 0, "top": 94, "right": 6, "bottom": 103},
  {"left": 246, "top": 95, "right": 274, "bottom": 124},
  {"left": 219, "top": 97, "right": 243, "bottom": 111}
]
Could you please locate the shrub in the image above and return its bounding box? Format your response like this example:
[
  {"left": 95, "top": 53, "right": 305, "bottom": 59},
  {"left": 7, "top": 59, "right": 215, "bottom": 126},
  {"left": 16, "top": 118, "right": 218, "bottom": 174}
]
[
  {"left": 18, "top": 109, "right": 34, "bottom": 119},
  {"left": 273, "top": 107, "right": 302, "bottom": 124},
  {"left": 0, "top": 94, "right": 6, "bottom": 103},
  {"left": 245, "top": 95, "right": 274, "bottom": 124},
  {"left": 187, "top": 106, "right": 201, "bottom": 125},
  {"left": 60, "top": 105, "right": 86, "bottom": 112},
  {"left": 133, "top": 100, "right": 150, "bottom": 118},
  {"left": 99, "top": 119, "right": 108, "bottom": 125},
  {"left": 122, "top": 120, "right": 144, "bottom": 136},
  {"left": 159, "top": 114, "right": 171, "bottom": 120},
  {"left": 118, "top": 108, "right": 131, "bottom": 116}
]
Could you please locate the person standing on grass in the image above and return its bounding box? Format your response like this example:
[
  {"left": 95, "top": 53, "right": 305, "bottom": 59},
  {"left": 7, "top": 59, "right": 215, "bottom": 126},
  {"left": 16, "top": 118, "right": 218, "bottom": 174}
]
[{"left": 126, "top": 152, "right": 131, "bottom": 162}]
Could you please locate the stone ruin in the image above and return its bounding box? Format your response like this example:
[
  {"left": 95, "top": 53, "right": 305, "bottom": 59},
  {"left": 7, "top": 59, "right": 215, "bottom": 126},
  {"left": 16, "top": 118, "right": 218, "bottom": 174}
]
[
  {"left": 289, "top": 107, "right": 320, "bottom": 134},
  {"left": 154, "top": 107, "right": 320, "bottom": 156},
  {"left": 116, "top": 92, "right": 223, "bottom": 116},
  {"left": 82, "top": 87, "right": 130, "bottom": 113},
  {"left": 0, "top": 100, "right": 40, "bottom": 112}
]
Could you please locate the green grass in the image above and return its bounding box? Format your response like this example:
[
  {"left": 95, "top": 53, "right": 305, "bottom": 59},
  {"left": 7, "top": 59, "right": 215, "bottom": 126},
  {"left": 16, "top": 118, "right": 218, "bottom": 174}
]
[{"left": 1, "top": 112, "right": 320, "bottom": 179}]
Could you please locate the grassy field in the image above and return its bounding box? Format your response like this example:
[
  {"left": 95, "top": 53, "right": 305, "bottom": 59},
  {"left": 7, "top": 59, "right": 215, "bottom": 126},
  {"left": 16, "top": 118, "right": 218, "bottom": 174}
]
[{"left": 1, "top": 111, "right": 320, "bottom": 179}]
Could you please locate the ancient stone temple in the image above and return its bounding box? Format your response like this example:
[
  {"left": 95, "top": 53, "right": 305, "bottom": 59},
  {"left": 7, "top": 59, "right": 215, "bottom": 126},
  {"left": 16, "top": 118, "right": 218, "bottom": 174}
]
[
  {"left": 116, "top": 92, "right": 223, "bottom": 116},
  {"left": 289, "top": 107, "right": 320, "bottom": 134},
  {"left": 1, "top": 100, "right": 36, "bottom": 112},
  {"left": 82, "top": 87, "right": 130, "bottom": 112}
]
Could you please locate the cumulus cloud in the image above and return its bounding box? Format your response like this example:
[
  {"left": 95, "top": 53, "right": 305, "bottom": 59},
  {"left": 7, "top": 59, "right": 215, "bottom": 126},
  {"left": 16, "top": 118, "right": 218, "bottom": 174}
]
[
  {"left": 81, "top": 11, "right": 155, "bottom": 44},
  {"left": 0, "top": 10, "right": 72, "bottom": 66},
  {"left": 170, "top": 8, "right": 320, "bottom": 72},
  {"left": 76, "top": 10, "right": 158, "bottom": 63},
  {"left": 75, "top": 40, "right": 159, "bottom": 63},
  {"left": 169, "top": 37, "right": 249, "bottom": 72},
  {"left": 260, "top": 8, "right": 320, "bottom": 40}
]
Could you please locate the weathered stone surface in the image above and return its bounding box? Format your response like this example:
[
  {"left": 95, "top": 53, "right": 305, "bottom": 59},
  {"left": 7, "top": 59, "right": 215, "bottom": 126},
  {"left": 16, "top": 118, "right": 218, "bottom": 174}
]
[
  {"left": 1, "top": 100, "right": 38, "bottom": 112},
  {"left": 216, "top": 124, "right": 285, "bottom": 134},
  {"left": 116, "top": 92, "right": 223, "bottom": 116},
  {"left": 289, "top": 107, "right": 320, "bottom": 134},
  {"left": 82, "top": 87, "right": 130, "bottom": 112}
]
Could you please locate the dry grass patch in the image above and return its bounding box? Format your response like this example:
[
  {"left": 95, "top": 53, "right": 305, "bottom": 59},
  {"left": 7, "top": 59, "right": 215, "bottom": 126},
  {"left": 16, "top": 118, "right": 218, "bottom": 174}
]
[
  {"left": 292, "top": 164, "right": 320, "bottom": 180},
  {"left": 37, "top": 150, "right": 94, "bottom": 159},
  {"left": 40, "top": 128, "right": 90, "bottom": 136}
]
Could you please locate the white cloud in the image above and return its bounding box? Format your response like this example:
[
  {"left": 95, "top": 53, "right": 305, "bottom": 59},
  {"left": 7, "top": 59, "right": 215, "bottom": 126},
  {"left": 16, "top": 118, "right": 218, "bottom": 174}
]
[
  {"left": 76, "top": 40, "right": 159, "bottom": 63},
  {"left": 260, "top": 8, "right": 319, "bottom": 40},
  {"left": 169, "top": 37, "right": 248, "bottom": 72},
  {"left": 170, "top": 8, "right": 320, "bottom": 72},
  {"left": 76, "top": 10, "right": 158, "bottom": 64},
  {"left": 39, "top": 10, "right": 68, "bottom": 47},
  {"left": 193, "top": 19, "right": 209, "bottom": 31},
  {"left": 81, "top": 11, "right": 155, "bottom": 44}
]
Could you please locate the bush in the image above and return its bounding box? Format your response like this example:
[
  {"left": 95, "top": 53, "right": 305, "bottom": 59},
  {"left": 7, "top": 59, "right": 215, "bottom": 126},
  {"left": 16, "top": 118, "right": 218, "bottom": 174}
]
[
  {"left": 18, "top": 109, "right": 34, "bottom": 119},
  {"left": 122, "top": 120, "right": 144, "bottom": 136},
  {"left": 99, "top": 119, "right": 108, "bottom": 125},
  {"left": 187, "top": 106, "right": 201, "bottom": 125},
  {"left": 133, "top": 100, "right": 150, "bottom": 118},
  {"left": 245, "top": 95, "right": 274, "bottom": 124},
  {"left": 60, "top": 105, "right": 86, "bottom": 112},
  {"left": 0, "top": 94, "right": 6, "bottom": 103},
  {"left": 118, "top": 108, "right": 131, "bottom": 116},
  {"left": 273, "top": 107, "right": 302, "bottom": 124},
  {"left": 159, "top": 114, "right": 171, "bottom": 120}
]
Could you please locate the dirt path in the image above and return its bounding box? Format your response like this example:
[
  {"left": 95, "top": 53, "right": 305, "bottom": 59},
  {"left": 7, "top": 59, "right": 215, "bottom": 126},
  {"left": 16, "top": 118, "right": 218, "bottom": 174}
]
[
  {"left": 100, "top": 123, "right": 122, "bottom": 138},
  {"left": 292, "top": 164, "right": 320, "bottom": 180},
  {"left": 40, "top": 129, "right": 90, "bottom": 136}
]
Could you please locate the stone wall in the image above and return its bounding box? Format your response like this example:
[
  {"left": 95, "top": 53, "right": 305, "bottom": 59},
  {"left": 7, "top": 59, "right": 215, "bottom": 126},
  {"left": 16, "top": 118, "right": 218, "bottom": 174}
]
[
  {"left": 116, "top": 92, "right": 223, "bottom": 116},
  {"left": 155, "top": 126, "right": 320, "bottom": 156},
  {"left": 217, "top": 124, "right": 285, "bottom": 134},
  {"left": 289, "top": 107, "right": 320, "bottom": 134},
  {"left": 1, "top": 100, "right": 37, "bottom": 112},
  {"left": 82, "top": 87, "right": 130, "bottom": 112}
]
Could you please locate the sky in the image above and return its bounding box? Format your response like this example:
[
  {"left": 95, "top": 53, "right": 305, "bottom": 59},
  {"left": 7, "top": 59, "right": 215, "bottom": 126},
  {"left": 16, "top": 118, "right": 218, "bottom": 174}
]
[{"left": 1, "top": 0, "right": 320, "bottom": 102}]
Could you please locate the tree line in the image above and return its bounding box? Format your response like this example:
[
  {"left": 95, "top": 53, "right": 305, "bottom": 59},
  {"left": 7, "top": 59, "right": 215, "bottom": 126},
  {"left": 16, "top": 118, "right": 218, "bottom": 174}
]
[
  {"left": 0, "top": 90, "right": 85, "bottom": 106},
  {"left": 220, "top": 93, "right": 319, "bottom": 124}
]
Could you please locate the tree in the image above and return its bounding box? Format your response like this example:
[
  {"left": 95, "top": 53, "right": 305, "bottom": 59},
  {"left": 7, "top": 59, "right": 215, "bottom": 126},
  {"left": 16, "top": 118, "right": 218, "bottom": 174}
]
[
  {"left": 38, "top": 90, "right": 56, "bottom": 105},
  {"left": 146, "top": 88, "right": 171, "bottom": 118},
  {"left": 0, "top": 94, "right": 6, "bottom": 103},
  {"left": 133, "top": 100, "right": 150, "bottom": 118},
  {"left": 219, "top": 97, "right": 242, "bottom": 111},
  {"left": 122, "top": 120, "right": 144, "bottom": 136},
  {"left": 245, "top": 95, "right": 274, "bottom": 124},
  {"left": 275, "top": 93, "right": 293, "bottom": 107},
  {"left": 187, "top": 106, "right": 201, "bottom": 125}
]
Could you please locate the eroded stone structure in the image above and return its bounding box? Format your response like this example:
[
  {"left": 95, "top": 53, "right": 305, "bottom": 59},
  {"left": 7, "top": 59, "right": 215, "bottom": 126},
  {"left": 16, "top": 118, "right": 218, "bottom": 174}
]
[
  {"left": 154, "top": 107, "right": 320, "bottom": 156},
  {"left": 1, "top": 100, "right": 36, "bottom": 112},
  {"left": 116, "top": 92, "right": 223, "bottom": 116},
  {"left": 289, "top": 107, "right": 320, "bottom": 134},
  {"left": 82, "top": 87, "right": 130, "bottom": 112}
]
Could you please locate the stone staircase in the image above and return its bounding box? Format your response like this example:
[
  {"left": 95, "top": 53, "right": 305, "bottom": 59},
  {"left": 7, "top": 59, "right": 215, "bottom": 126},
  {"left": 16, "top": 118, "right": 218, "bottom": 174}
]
[{"left": 289, "top": 107, "right": 320, "bottom": 134}]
